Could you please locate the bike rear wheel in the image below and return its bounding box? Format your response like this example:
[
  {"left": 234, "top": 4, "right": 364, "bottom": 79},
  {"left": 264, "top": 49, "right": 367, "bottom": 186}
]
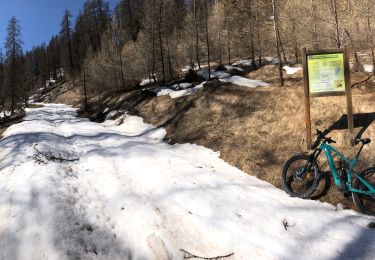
[
  {"left": 352, "top": 167, "right": 375, "bottom": 216},
  {"left": 281, "top": 154, "right": 320, "bottom": 199}
]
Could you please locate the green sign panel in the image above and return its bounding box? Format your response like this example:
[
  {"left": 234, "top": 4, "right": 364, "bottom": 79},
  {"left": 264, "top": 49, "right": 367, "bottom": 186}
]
[{"left": 307, "top": 53, "right": 346, "bottom": 94}]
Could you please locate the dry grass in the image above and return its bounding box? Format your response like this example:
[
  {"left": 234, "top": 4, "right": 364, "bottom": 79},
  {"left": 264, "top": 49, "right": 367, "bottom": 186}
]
[{"left": 133, "top": 71, "right": 375, "bottom": 210}]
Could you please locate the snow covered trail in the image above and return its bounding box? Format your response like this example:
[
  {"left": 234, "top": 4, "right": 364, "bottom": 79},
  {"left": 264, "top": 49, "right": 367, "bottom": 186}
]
[{"left": 0, "top": 104, "right": 374, "bottom": 260}]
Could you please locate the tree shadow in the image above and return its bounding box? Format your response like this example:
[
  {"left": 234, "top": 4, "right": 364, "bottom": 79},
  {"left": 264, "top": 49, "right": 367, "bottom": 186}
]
[
  {"left": 48, "top": 176, "right": 134, "bottom": 259},
  {"left": 332, "top": 224, "right": 375, "bottom": 260},
  {"left": 327, "top": 112, "right": 375, "bottom": 141}
]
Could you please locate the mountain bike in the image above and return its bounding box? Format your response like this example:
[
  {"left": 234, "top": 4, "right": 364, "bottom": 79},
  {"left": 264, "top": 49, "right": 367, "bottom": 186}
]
[{"left": 281, "top": 129, "right": 375, "bottom": 215}]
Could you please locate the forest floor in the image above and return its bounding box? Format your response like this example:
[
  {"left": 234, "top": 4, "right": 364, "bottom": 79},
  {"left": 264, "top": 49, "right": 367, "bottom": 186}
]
[{"left": 40, "top": 62, "right": 375, "bottom": 211}]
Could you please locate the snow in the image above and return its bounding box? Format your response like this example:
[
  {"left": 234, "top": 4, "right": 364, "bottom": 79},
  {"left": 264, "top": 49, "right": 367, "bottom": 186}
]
[
  {"left": 171, "top": 82, "right": 193, "bottom": 90},
  {"left": 169, "top": 88, "right": 199, "bottom": 99},
  {"left": 224, "top": 65, "right": 244, "bottom": 72},
  {"left": 0, "top": 111, "right": 11, "bottom": 119},
  {"left": 46, "top": 79, "right": 56, "bottom": 87},
  {"left": 220, "top": 76, "right": 269, "bottom": 88},
  {"left": 154, "top": 87, "right": 174, "bottom": 97},
  {"left": 197, "top": 69, "right": 231, "bottom": 80},
  {"left": 232, "top": 59, "right": 254, "bottom": 67},
  {"left": 105, "top": 110, "right": 119, "bottom": 120},
  {"left": 181, "top": 65, "right": 209, "bottom": 72},
  {"left": 197, "top": 68, "right": 269, "bottom": 88},
  {"left": 283, "top": 65, "right": 302, "bottom": 75},
  {"left": 140, "top": 77, "right": 157, "bottom": 86},
  {"left": 156, "top": 67, "right": 269, "bottom": 96},
  {"left": 0, "top": 103, "right": 374, "bottom": 259},
  {"left": 364, "top": 64, "right": 374, "bottom": 73},
  {"left": 357, "top": 52, "right": 368, "bottom": 57},
  {"left": 154, "top": 72, "right": 268, "bottom": 99},
  {"left": 232, "top": 57, "right": 279, "bottom": 67},
  {"left": 154, "top": 82, "right": 206, "bottom": 99},
  {"left": 264, "top": 57, "right": 279, "bottom": 64}
]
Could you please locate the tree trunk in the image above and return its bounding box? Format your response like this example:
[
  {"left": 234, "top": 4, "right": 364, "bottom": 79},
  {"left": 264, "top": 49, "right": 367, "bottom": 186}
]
[
  {"left": 151, "top": 8, "right": 156, "bottom": 82},
  {"left": 116, "top": 34, "right": 126, "bottom": 90},
  {"left": 256, "top": 7, "right": 262, "bottom": 66},
  {"left": 310, "top": 0, "right": 319, "bottom": 49},
  {"left": 126, "top": 0, "right": 136, "bottom": 41},
  {"left": 218, "top": 24, "right": 222, "bottom": 65},
  {"left": 158, "top": 4, "right": 166, "bottom": 84},
  {"left": 292, "top": 21, "right": 299, "bottom": 63},
  {"left": 164, "top": 0, "right": 173, "bottom": 80},
  {"left": 227, "top": 18, "right": 231, "bottom": 64},
  {"left": 248, "top": 0, "right": 256, "bottom": 68},
  {"left": 331, "top": 0, "right": 341, "bottom": 48},
  {"left": 11, "top": 54, "right": 15, "bottom": 114},
  {"left": 205, "top": 0, "right": 211, "bottom": 80},
  {"left": 272, "top": 0, "right": 284, "bottom": 86},
  {"left": 345, "top": 29, "right": 363, "bottom": 72},
  {"left": 366, "top": 0, "right": 375, "bottom": 75},
  {"left": 83, "top": 61, "right": 88, "bottom": 112},
  {"left": 194, "top": 0, "right": 201, "bottom": 70},
  {"left": 277, "top": 27, "right": 287, "bottom": 63}
]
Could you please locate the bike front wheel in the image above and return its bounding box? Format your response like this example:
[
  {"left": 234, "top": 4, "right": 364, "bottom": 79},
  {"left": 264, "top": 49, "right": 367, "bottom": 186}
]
[
  {"left": 352, "top": 167, "right": 375, "bottom": 216},
  {"left": 281, "top": 154, "right": 320, "bottom": 199}
]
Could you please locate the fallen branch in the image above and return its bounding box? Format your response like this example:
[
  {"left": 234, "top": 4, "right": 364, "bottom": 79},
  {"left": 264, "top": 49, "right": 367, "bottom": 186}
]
[
  {"left": 180, "top": 249, "right": 234, "bottom": 260},
  {"left": 351, "top": 75, "right": 372, "bottom": 89},
  {"left": 33, "top": 144, "right": 79, "bottom": 164}
]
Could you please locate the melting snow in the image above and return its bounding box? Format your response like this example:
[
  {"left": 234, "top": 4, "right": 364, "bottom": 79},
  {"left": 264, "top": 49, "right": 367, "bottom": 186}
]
[
  {"left": 140, "top": 77, "right": 157, "bottom": 86},
  {"left": 283, "top": 65, "right": 302, "bottom": 75},
  {"left": 197, "top": 69, "right": 231, "bottom": 80},
  {"left": 219, "top": 76, "right": 269, "bottom": 88},
  {"left": 154, "top": 82, "right": 206, "bottom": 99},
  {"left": 364, "top": 64, "right": 374, "bottom": 73},
  {"left": 0, "top": 104, "right": 374, "bottom": 259},
  {"left": 232, "top": 59, "right": 254, "bottom": 67}
]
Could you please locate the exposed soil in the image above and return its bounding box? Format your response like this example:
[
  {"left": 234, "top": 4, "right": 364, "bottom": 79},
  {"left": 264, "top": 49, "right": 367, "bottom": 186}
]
[{"left": 41, "top": 65, "right": 375, "bottom": 211}]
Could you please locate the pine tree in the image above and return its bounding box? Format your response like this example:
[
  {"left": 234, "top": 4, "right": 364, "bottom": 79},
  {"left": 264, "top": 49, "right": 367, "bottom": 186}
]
[
  {"left": 60, "top": 8, "right": 74, "bottom": 77},
  {"left": 0, "top": 49, "right": 4, "bottom": 108},
  {"left": 4, "top": 16, "right": 23, "bottom": 114}
]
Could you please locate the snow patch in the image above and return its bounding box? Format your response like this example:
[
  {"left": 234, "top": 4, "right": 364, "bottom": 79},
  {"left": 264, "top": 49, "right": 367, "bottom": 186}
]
[
  {"left": 171, "top": 82, "right": 193, "bottom": 90},
  {"left": 105, "top": 110, "right": 118, "bottom": 120},
  {"left": 364, "top": 64, "right": 374, "bottom": 73},
  {"left": 224, "top": 65, "right": 244, "bottom": 72},
  {"left": 232, "top": 59, "right": 254, "bottom": 67},
  {"left": 220, "top": 76, "right": 269, "bottom": 88},
  {"left": 154, "top": 82, "right": 206, "bottom": 99},
  {"left": 283, "top": 65, "right": 302, "bottom": 75},
  {"left": 197, "top": 69, "right": 231, "bottom": 80},
  {"left": 140, "top": 77, "right": 157, "bottom": 86}
]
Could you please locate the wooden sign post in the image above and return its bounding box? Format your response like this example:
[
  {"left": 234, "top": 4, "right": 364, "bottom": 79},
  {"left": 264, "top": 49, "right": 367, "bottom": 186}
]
[{"left": 302, "top": 46, "right": 354, "bottom": 150}]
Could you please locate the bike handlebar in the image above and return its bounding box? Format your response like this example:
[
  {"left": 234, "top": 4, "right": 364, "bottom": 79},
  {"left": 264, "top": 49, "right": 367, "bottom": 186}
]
[{"left": 316, "top": 129, "right": 336, "bottom": 144}]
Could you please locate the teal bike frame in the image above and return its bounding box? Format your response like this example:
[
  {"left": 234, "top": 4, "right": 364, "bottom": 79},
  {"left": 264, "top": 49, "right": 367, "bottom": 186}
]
[{"left": 320, "top": 142, "right": 375, "bottom": 196}]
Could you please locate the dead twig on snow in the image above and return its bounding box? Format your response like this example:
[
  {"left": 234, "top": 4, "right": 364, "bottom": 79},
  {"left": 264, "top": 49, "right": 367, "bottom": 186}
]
[
  {"left": 282, "top": 218, "right": 295, "bottom": 231},
  {"left": 180, "top": 249, "right": 234, "bottom": 260},
  {"left": 33, "top": 144, "right": 79, "bottom": 164}
]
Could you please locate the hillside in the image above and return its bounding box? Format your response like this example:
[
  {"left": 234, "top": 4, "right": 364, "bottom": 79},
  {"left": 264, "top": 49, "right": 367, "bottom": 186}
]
[{"left": 38, "top": 62, "right": 375, "bottom": 211}]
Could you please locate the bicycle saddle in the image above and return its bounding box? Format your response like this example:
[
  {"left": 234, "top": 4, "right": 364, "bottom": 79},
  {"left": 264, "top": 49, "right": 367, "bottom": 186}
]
[{"left": 356, "top": 138, "right": 371, "bottom": 145}]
